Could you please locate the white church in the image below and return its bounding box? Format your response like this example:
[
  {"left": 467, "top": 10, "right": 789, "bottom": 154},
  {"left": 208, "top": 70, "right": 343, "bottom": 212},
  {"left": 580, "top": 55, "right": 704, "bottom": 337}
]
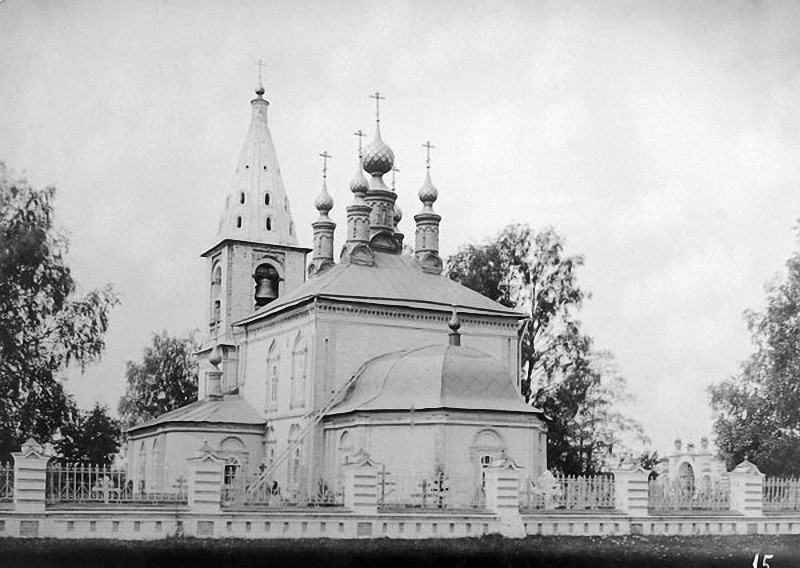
[{"left": 126, "top": 81, "right": 548, "bottom": 503}]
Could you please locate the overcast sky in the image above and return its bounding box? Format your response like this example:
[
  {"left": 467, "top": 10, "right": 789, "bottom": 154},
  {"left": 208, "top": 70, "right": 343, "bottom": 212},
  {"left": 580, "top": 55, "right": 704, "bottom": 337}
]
[{"left": 2, "top": 0, "right": 799, "bottom": 454}]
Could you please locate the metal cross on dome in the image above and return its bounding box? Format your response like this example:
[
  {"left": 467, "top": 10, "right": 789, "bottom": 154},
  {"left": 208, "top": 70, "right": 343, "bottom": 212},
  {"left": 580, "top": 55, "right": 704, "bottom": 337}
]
[
  {"left": 354, "top": 129, "right": 366, "bottom": 157},
  {"left": 391, "top": 166, "right": 400, "bottom": 190},
  {"left": 256, "top": 59, "right": 265, "bottom": 82},
  {"left": 370, "top": 91, "right": 386, "bottom": 124},
  {"left": 422, "top": 141, "right": 436, "bottom": 169},
  {"left": 319, "top": 151, "right": 332, "bottom": 179}
]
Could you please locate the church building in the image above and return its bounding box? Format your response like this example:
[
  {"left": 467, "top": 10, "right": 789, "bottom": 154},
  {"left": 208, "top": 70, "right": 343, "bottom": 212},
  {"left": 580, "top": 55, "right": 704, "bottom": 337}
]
[{"left": 126, "top": 80, "right": 548, "bottom": 504}]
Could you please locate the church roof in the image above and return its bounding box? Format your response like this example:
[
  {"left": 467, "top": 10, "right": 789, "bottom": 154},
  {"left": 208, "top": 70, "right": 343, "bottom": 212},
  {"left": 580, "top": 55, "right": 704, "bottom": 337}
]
[
  {"left": 327, "top": 344, "right": 539, "bottom": 416},
  {"left": 236, "top": 251, "right": 524, "bottom": 325},
  {"left": 127, "top": 395, "right": 264, "bottom": 435}
]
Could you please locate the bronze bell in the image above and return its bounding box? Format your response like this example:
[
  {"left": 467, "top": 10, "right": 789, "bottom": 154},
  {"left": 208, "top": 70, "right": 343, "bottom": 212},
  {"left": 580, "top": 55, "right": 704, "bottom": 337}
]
[{"left": 254, "top": 263, "right": 280, "bottom": 307}]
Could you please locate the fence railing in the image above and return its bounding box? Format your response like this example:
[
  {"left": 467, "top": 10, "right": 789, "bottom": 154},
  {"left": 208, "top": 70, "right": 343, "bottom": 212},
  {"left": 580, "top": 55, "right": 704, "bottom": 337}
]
[
  {"left": 221, "top": 466, "right": 342, "bottom": 508},
  {"left": 648, "top": 478, "right": 730, "bottom": 512},
  {"left": 377, "top": 470, "right": 485, "bottom": 511},
  {"left": 46, "top": 464, "right": 188, "bottom": 505},
  {"left": 0, "top": 462, "right": 13, "bottom": 502},
  {"left": 764, "top": 477, "right": 800, "bottom": 512},
  {"left": 519, "top": 474, "right": 616, "bottom": 511}
]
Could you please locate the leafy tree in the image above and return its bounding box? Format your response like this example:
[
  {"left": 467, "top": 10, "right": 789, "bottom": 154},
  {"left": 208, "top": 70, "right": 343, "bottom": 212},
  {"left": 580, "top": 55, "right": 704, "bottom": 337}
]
[
  {"left": 448, "top": 223, "right": 644, "bottom": 474},
  {"left": 57, "top": 403, "right": 121, "bottom": 466},
  {"left": 710, "top": 234, "right": 800, "bottom": 475},
  {"left": 0, "top": 162, "right": 118, "bottom": 461},
  {"left": 118, "top": 331, "right": 199, "bottom": 429}
]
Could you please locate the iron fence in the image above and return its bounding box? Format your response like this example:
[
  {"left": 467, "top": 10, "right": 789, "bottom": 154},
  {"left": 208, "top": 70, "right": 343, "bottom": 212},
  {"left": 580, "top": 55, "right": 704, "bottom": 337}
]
[
  {"left": 46, "top": 463, "right": 188, "bottom": 505},
  {"left": 221, "top": 466, "right": 342, "bottom": 508},
  {"left": 520, "top": 473, "right": 616, "bottom": 511},
  {"left": 764, "top": 477, "right": 800, "bottom": 512},
  {"left": 647, "top": 477, "right": 730, "bottom": 512},
  {"left": 0, "top": 462, "right": 13, "bottom": 502}
]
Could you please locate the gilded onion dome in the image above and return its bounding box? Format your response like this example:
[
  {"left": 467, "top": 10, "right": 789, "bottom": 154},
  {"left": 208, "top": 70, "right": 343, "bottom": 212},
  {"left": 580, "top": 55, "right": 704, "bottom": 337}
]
[
  {"left": 314, "top": 179, "right": 334, "bottom": 214},
  {"left": 418, "top": 170, "right": 438, "bottom": 206},
  {"left": 362, "top": 123, "right": 394, "bottom": 176}
]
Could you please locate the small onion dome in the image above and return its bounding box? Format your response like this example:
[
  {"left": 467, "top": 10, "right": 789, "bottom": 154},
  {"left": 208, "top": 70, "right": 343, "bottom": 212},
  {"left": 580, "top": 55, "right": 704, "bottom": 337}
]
[
  {"left": 393, "top": 202, "right": 403, "bottom": 224},
  {"left": 362, "top": 124, "right": 394, "bottom": 176},
  {"left": 210, "top": 344, "right": 223, "bottom": 367},
  {"left": 314, "top": 179, "right": 334, "bottom": 213},
  {"left": 448, "top": 308, "right": 461, "bottom": 333},
  {"left": 349, "top": 165, "right": 369, "bottom": 194},
  {"left": 255, "top": 80, "right": 265, "bottom": 97},
  {"left": 418, "top": 170, "right": 438, "bottom": 205}
]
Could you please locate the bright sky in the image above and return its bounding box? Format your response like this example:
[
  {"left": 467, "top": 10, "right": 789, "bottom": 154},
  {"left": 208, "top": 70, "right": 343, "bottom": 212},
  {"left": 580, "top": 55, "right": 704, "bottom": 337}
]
[{"left": 1, "top": 0, "right": 799, "bottom": 454}]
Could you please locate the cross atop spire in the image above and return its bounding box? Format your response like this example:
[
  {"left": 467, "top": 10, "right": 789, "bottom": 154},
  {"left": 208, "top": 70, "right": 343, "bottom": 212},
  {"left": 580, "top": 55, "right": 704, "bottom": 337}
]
[
  {"left": 370, "top": 91, "right": 386, "bottom": 124},
  {"left": 255, "top": 59, "right": 266, "bottom": 96},
  {"left": 354, "top": 129, "right": 366, "bottom": 157},
  {"left": 319, "top": 151, "right": 332, "bottom": 179},
  {"left": 391, "top": 166, "right": 400, "bottom": 190},
  {"left": 422, "top": 141, "right": 435, "bottom": 170}
]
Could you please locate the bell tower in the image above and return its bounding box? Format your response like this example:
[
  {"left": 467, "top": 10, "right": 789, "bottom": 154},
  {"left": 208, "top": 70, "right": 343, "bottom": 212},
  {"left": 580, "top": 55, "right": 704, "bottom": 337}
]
[{"left": 198, "top": 73, "right": 310, "bottom": 398}]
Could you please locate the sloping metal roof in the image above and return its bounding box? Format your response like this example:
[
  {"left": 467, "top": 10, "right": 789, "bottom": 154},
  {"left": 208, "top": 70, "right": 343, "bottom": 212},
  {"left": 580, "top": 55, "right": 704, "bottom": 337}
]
[
  {"left": 127, "top": 395, "right": 264, "bottom": 434},
  {"left": 327, "top": 344, "right": 539, "bottom": 415},
  {"left": 236, "top": 252, "right": 524, "bottom": 325}
]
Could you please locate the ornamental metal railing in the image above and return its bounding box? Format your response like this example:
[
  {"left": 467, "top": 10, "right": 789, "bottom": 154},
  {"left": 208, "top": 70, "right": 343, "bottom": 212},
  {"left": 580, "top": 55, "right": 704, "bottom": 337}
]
[
  {"left": 45, "top": 463, "right": 188, "bottom": 505},
  {"left": 647, "top": 477, "right": 730, "bottom": 512},
  {"left": 763, "top": 477, "right": 800, "bottom": 512},
  {"left": 377, "top": 469, "right": 486, "bottom": 511},
  {"left": 0, "top": 462, "right": 13, "bottom": 502},
  {"left": 221, "top": 465, "right": 342, "bottom": 508},
  {"left": 519, "top": 473, "right": 616, "bottom": 511}
]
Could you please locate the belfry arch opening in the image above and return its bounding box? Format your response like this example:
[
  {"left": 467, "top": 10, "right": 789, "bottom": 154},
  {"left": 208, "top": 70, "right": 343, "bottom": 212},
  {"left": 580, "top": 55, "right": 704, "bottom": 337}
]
[{"left": 253, "top": 263, "right": 280, "bottom": 307}]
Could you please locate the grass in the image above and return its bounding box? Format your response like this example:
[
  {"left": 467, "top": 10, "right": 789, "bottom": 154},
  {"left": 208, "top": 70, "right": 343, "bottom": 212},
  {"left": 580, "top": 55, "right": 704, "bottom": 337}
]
[{"left": 1, "top": 534, "right": 800, "bottom": 568}]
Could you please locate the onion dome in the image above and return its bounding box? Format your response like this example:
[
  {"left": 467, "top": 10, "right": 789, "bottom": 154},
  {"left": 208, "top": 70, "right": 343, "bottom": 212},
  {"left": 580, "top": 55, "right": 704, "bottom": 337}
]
[
  {"left": 314, "top": 179, "right": 334, "bottom": 214},
  {"left": 210, "top": 344, "right": 222, "bottom": 367},
  {"left": 255, "top": 80, "right": 265, "bottom": 97},
  {"left": 418, "top": 170, "right": 438, "bottom": 206},
  {"left": 362, "top": 124, "right": 394, "bottom": 176},
  {"left": 393, "top": 202, "right": 403, "bottom": 224},
  {"left": 350, "top": 165, "right": 369, "bottom": 194}
]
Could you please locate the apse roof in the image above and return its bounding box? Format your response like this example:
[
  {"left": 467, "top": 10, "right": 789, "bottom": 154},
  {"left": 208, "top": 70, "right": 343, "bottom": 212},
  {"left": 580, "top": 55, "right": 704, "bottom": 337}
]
[
  {"left": 236, "top": 251, "right": 524, "bottom": 325},
  {"left": 127, "top": 395, "right": 264, "bottom": 435},
  {"left": 327, "top": 344, "right": 540, "bottom": 416}
]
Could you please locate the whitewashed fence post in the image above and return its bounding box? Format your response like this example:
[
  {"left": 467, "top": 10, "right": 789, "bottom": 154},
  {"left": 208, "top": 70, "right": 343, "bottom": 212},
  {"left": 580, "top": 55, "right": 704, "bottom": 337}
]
[
  {"left": 485, "top": 457, "right": 525, "bottom": 538},
  {"left": 729, "top": 460, "right": 764, "bottom": 517},
  {"left": 343, "top": 450, "right": 378, "bottom": 515},
  {"left": 612, "top": 467, "right": 650, "bottom": 517},
  {"left": 186, "top": 441, "right": 225, "bottom": 513},
  {"left": 12, "top": 438, "right": 54, "bottom": 513}
]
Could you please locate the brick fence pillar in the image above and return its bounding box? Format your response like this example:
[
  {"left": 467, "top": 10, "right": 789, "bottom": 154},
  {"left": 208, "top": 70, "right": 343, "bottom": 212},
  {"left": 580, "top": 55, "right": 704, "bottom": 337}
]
[
  {"left": 729, "top": 460, "right": 764, "bottom": 517},
  {"left": 187, "top": 441, "right": 225, "bottom": 513},
  {"left": 12, "top": 438, "right": 54, "bottom": 513},
  {"left": 612, "top": 467, "right": 650, "bottom": 517},
  {"left": 344, "top": 451, "right": 379, "bottom": 515}
]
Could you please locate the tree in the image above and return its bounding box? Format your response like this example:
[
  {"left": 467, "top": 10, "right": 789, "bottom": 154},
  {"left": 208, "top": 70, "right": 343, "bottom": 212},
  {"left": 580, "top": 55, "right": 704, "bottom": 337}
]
[
  {"left": 118, "top": 331, "right": 199, "bottom": 429},
  {"left": 710, "top": 234, "right": 800, "bottom": 475},
  {"left": 0, "top": 162, "right": 118, "bottom": 461},
  {"left": 57, "top": 403, "right": 121, "bottom": 466},
  {"left": 448, "top": 223, "right": 644, "bottom": 474}
]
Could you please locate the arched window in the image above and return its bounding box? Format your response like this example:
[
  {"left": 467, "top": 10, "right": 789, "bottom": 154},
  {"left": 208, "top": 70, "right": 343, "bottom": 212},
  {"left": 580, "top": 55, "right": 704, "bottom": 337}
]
[
  {"left": 266, "top": 340, "right": 279, "bottom": 411},
  {"left": 210, "top": 264, "right": 222, "bottom": 328},
  {"left": 236, "top": 216, "right": 242, "bottom": 229},
  {"left": 266, "top": 217, "right": 272, "bottom": 231},
  {"left": 253, "top": 263, "right": 280, "bottom": 307},
  {"left": 138, "top": 441, "right": 147, "bottom": 493},
  {"left": 240, "top": 192, "right": 246, "bottom": 204},
  {"left": 150, "top": 438, "right": 159, "bottom": 490},
  {"left": 339, "top": 431, "right": 352, "bottom": 465},
  {"left": 288, "top": 424, "right": 302, "bottom": 487},
  {"left": 291, "top": 335, "right": 308, "bottom": 408},
  {"left": 264, "top": 193, "right": 270, "bottom": 206},
  {"left": 289, "top": 221, "right": 293, "bottom": 236},
  {"left": 264, "top": 427, "right": 277, "bottom": 472},
  {"left": 224, "top": 457, "right": 240, "bottom": 486}
]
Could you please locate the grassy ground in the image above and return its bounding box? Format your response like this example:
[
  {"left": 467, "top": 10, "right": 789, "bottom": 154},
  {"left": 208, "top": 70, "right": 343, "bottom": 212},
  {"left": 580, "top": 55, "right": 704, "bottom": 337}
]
[{"left": 1, "top": 535, "right": 800, "bottom": 568}]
